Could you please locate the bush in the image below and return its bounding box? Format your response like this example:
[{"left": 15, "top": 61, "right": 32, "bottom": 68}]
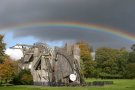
[
  {"left": 125, "top": 63, "right": 135, "bottom": 79},
  {"left": 99, "top": 73, "right": 122, "bottom": 79},
  {"left": 12, "top": 69, "right": 33, "bottom": 85}
]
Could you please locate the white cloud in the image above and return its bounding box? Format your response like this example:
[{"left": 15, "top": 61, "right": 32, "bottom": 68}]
[{"left": 5, "top": 48, "right": 23, "bottom": 60}]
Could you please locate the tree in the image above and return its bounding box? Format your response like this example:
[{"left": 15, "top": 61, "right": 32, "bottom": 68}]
[
  {"left": 128, "top": 52, "right": 135, "bottom": 63},
  {"left": 0, "top": 35, "right": 6, "bottom": 63},
  {"left": 12, "top": 69, "right": 33, "bottom": 85},
  {"left": 131, "top": 44, "right": 135, "bottom": 51},
  {"left": 95, "top": 47, "right": 128, "bottom": 79},
  {"left": 117, "top": 49, "right": 129, "bottom": 77},
  {"left": 0, "top": 59, "right": 17, "bottom": 84},
  {"left": 125, "top": 63, "right": 135, "bottom": 79},
  {"left": 128, "top": 44, "right": 135, "bottom": 63},
  {"left": 77, "top": 41, "right": 96, "bottom": 78},
  {"left": 0, "top": 35, "right": 18, "bottom": 84},
  {"left": 125, "top": 44, "right": 135, "bottom": 79}
]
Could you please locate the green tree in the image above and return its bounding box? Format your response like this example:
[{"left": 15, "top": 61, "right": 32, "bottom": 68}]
[
  {"left": 117, "top": 49, "right": 129, "bottom": 77},
  {"left": 0, "top": 35, "right": 6, "bottom": 63},
  {"left": 131, "top": 44, "right": 135, "bottom": 51},
  {"left": 125, "top": 63, "right": 135, "bottom": 79},
  {"left": 77, "top": 41, "right": 96, "bottom": 78},
  {"left": 125, "top": 44, "right": 135, "bottom": 79},
  {"left": 12, "top": 69, "right": 33, "bottom": 85},
  {"left": 128, "top": 44, "right": 135, "bottom": 63},
  {"left": 95, "top": 47, "right": 128, "bottom": 79},
  {"left": 128, "top": 52, "right": 135, "bottom": 63},
  {"left": 0, "top": 35, "right": 17, "bottom": 84}
]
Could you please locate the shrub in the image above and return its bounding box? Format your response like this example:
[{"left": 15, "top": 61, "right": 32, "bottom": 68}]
[{"left": 12, "top": 69, "right": 33, "bottom": 85}]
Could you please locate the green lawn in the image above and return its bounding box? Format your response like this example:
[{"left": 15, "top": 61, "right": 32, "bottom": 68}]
[{"left": 0, "top": 79, "right": 135, "bottom": 90}]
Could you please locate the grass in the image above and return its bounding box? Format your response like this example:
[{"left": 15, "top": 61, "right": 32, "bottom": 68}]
[{"left": 0, "top": 79, "right": 135, "bottom": 90}]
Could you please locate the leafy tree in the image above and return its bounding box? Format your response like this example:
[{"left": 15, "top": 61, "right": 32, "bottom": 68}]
[
  {"left": 124, "top": 44, "right": 135, "bottom": 79},
  {"left": 128, "top": 44, "right": 135, "bottom": 63},
  {"left": 0, "top": 59, "right": 17, "bottom": 84},
  {"left": 128, "top": 52, "right": 135, "bottom": 63},
  {"left": 131, "top": 44, "right": 135, "bottom": 51},
  {"left": 12, "top": 69, "right": 33, "bottom": 85},
  {"left": 117, "top": 49, "right": 129, "bottom": 77},
  {"left": 125, "top": 63, "right": 135, "bottom": 79},
  {"left": 95, "top": 47, "right": 128, "bottom": 79},
  {"left": 0, "top": 35, "right": 18, "bottom": 84},
  {"left": 77, "top": 41, "right": 96, "bottom": 78},
  {"left": 0, "top": 35, "right": 6, "bottom": 63}
]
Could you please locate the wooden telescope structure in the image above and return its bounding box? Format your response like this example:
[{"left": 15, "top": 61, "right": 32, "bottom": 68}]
[{"left": 11, "top": 42, "right": 82, "bottom": 86}]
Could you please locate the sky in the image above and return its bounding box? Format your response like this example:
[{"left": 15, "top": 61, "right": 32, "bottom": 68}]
[{"left": 0, "top": 0, "right": 135, "bottom": 59}]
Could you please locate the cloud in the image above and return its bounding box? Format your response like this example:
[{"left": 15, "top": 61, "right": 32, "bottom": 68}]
[
  {"left": 0, "top": 0, "right": 135, "bottom": 49},
  {"left": 0, "top": 0, "right": 134, "bottom": 32},
  {"left": 5, "top": 48, "right": 23, "bottom": 60},
  {"left": 12, "top": 27, "right": 134, "bottom": 49}
]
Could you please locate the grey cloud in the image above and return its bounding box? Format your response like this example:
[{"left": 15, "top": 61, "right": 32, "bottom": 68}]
[
  {"left": 0, "top": 0, "right": 134, "bottom": 31},
  {"left": 13, "top": 27, "right": 134, "bottom": 49},
  {"left": 14, "top": 27, "right": 116, "bottom": 42},
  {"left": 0, "top": 0, "right": 135, "bottom": 49}
]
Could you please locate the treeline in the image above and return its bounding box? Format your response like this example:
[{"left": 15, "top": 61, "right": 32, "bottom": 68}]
[
  {"left": 78, "top": 41, "right": 135, "bottom": 79},
  {"left": 0, "top": 35, "right": 33, "bottom": 85}
]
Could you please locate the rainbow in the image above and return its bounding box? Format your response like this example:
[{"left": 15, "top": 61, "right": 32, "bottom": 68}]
[{"left": 5, "top": 21, "right": 135, "bottom": 42}]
